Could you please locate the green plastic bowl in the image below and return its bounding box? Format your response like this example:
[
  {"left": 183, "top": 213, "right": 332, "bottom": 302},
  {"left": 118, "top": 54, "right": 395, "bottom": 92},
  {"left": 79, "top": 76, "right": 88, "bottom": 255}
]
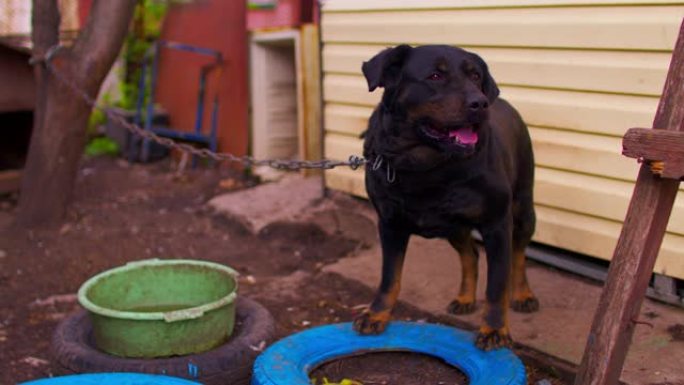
[{"left": 78, "top": 259, "right": 239, "bottom": 358}]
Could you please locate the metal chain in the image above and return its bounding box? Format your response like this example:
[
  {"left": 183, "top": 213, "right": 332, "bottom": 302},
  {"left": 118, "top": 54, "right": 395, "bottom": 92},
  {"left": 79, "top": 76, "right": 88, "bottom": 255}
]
[{"left": 36, "top": 45, "right": 366, "bottom": 171}]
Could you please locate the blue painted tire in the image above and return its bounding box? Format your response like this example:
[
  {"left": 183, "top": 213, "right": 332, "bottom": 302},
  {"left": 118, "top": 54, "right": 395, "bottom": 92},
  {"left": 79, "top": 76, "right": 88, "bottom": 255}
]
[
  {"left": 252, "top": 322, "right": 526, "bottom": 385},
  {"left": 19, "top": 373, "right": 200, "bottom": 385}
]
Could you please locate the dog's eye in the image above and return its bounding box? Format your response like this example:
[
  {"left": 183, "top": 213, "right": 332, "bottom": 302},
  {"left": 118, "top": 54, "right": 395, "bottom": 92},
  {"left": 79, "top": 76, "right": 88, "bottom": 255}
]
[
  {"left": 469, "top": 72, "right": 482, "bottom": 82},
  {"left": 426, "top": 72, "right": 444, "bottom": 81}
]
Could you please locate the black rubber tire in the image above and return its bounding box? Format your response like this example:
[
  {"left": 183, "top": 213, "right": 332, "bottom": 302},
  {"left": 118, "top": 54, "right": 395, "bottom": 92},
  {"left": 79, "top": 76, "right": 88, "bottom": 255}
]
[{"left": 52, "top": 297, "right": 275, "bottom": 385}]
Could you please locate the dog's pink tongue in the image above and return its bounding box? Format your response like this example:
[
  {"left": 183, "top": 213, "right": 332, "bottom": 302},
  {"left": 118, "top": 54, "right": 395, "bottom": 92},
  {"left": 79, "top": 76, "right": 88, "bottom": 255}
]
[{"left": 449, "top": 126, "right": 478, "bottom": 144}]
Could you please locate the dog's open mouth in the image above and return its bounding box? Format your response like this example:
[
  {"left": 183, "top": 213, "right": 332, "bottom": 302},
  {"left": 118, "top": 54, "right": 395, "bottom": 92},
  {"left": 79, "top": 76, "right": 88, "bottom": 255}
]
[{"left": 420, "top": 122, "right": 479, "bottom": 148}]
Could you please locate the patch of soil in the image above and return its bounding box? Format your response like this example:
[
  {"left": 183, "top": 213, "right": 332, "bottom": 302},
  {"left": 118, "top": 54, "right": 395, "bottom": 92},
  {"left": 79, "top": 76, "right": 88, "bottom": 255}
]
[
  {"left": 666, "top": 324, "right": 684, "bottom": 341},
  {"left": 310, "top": 351, "right": 468, "bottom": 385},
  {"left": 649, "top": 382, "right": 684, "bottom": 385},
  {"left": 0, "top": 157, "right": 565, "bottom": 385},
  {"left": 255, "top": 221, "right": 359, "bottom": 274}
]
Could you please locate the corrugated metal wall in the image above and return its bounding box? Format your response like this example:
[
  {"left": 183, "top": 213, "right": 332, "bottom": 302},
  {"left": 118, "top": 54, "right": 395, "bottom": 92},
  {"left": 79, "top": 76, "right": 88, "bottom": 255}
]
[{"left": 320, "top": 0, "right": 684, "bottom": 279}]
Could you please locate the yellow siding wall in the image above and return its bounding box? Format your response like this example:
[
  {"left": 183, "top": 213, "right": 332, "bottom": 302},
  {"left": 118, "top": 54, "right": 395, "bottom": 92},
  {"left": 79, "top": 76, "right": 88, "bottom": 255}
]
[{"left": 320, "top": 1, "right": 684, "bottom": 279}]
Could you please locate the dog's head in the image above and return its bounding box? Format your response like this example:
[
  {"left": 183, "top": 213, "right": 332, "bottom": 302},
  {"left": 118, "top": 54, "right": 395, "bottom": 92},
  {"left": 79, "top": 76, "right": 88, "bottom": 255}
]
[{"left": 363, "top": 45, "right": 499, "bottom": 157}]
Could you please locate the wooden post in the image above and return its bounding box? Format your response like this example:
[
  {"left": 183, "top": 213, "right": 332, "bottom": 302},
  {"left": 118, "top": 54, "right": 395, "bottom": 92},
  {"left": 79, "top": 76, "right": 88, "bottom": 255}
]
[
  {"left": 300, "top": 24, "right": 322, "bottom": 176},
  {"left": 574, "top": 19, "right": 684, "bottom": 385}
]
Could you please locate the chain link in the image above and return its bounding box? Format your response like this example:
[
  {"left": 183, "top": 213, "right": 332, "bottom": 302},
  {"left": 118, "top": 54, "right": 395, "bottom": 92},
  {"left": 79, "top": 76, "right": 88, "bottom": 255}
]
[{"left": 38, "top": 45, "right": 367, "bottom": 171}]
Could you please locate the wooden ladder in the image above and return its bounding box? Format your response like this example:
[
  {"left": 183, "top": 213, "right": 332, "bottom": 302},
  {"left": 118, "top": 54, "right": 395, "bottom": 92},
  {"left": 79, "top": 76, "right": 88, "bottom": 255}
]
[{"left": 574, "top": 18, "right": 684, "bottom": 385}]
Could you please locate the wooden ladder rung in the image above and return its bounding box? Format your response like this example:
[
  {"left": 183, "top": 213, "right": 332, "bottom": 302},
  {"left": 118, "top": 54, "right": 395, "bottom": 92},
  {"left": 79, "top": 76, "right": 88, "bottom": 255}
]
[{"left": 622, "top": 127, "right": 684, "bottom": 180}]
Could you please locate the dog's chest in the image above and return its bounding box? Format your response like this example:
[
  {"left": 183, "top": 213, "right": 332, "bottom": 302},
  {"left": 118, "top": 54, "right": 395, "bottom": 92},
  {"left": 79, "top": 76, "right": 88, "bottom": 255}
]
[
  {"left": 370, "top": 173, "right": 506, "bottom": 237},
  {"left": 409, "top": 187, "right": 487, "bottom": 234}
]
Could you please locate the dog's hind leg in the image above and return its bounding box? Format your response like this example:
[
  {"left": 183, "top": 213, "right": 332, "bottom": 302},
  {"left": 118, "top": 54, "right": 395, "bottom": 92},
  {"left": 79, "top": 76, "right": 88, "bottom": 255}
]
[
  {"left": 510, "top": 195, "right": 539, "bottom": 313},
  {"left": 446, "top": 230, "right": 479, "bottom": 315},
  {"left": 510, "top": 246, "right": 539, "bottom": 313},
  {"left": 353, "top": 221, "right": 409, "bottom": 335}
]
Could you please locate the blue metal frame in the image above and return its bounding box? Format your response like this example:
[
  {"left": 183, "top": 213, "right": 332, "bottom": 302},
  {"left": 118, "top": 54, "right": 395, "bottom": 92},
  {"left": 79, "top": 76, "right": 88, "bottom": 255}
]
[{"left": 135, "top": 40, "right": 223, "bottom": 163}]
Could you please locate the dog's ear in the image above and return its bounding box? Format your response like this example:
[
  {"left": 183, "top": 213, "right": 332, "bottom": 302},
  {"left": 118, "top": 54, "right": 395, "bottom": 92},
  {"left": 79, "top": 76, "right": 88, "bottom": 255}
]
[
  {"left": 469, "top": 52, "right": 500, "bottom": 102},
  {"left": 362, "top": 45, "right": 412, "bottom": 92}
]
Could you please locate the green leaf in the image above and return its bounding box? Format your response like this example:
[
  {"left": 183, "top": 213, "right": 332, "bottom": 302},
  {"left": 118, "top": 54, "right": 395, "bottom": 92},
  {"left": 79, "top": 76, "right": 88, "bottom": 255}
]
[{"left": 85, "top": 137, "right": 120, "bottom": 157}]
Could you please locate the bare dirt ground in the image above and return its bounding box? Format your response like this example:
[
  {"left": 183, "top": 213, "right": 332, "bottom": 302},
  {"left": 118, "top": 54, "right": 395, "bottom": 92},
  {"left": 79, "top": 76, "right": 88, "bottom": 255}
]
[
  {"left": 311, "top": 352, "right": 469, "bottom": 385},
  {"left": 0, "top": 157, "right": 565, "bottom": 385}
]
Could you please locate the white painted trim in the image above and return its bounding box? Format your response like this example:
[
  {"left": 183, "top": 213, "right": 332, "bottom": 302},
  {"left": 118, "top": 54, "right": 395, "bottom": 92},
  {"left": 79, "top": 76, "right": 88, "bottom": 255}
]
[
  {"left": 252, "top": 29, "right": 301, "bottom": 43},
  {"left": 249, "top": 29, "right": 304, "bottom": 161}
]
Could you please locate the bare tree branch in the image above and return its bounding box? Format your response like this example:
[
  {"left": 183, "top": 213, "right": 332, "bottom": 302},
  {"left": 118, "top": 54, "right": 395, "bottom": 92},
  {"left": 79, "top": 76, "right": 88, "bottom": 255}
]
[
  {"left": 31, "top": 0, "right": 60, "bottom": 55},
  {"left": 72, "top": 0, "right": 137, "bottom": 89}
]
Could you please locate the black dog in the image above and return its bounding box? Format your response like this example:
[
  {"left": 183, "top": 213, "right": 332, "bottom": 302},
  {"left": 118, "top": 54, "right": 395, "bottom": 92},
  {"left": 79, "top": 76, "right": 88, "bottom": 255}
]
[{"left": 353, "top": 45, "right": 539, "bottom": 350}]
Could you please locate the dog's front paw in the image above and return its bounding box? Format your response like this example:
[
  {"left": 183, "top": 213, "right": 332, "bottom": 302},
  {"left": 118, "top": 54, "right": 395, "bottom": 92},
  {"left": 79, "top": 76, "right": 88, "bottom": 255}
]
[
  {"left": 447, "top": 299, "right": 477, "bottom": 315},
  {"left": 511, "top": 296, "right": 540, "bottom": 313},
  {"left": 475, "top": 326, "right": 513, "bottom": 351},
  {"left": 353, "top": 309, "right": 390, "bottom": 335}
]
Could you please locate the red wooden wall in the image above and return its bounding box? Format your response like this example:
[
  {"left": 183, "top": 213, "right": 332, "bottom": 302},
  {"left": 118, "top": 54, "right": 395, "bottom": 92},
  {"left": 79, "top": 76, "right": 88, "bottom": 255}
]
[{"left": 154, "top": 0, "right": 248, "bottom": 158}]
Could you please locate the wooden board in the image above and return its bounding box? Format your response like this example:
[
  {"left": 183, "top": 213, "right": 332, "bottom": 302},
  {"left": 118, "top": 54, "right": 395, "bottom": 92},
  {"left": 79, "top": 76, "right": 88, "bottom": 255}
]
[
  {"left": 322, "top": 6, "right": 684, "bottom": 51},
  {"left": 534, "top": 168, "right": 684, "bottom": 234},
  {"left": 622, "top": 128, "right": 684, "bottom": 179},
  {"left": 503, "top": 88, "right": 658, "bottom": 138},
  {"left": 323, "top": 0, "right": 684, "bottom": 12},
  {"left": 324, "top": 104, "right": 374, "bottom": 136},
  {"left": 534, "top": 205, "right": 684, "bottom": 280},
  {"left": 324, "top": 45, "right": 671, "bottom": 97},
  {"left": 529, "top": 127, "right": 636, "bottom": 182},
  {"left": 323, "top": 74, "right": 660, "bottom": 137},
  {"left": 325, "top": 167, "right": 367, "bottom": 198}
]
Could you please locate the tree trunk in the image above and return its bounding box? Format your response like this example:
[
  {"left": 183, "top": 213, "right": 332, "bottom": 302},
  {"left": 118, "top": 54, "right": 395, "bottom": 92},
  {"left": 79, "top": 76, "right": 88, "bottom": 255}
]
[{"left": 16, "top": 0, "right": 137, "bottom": 227}]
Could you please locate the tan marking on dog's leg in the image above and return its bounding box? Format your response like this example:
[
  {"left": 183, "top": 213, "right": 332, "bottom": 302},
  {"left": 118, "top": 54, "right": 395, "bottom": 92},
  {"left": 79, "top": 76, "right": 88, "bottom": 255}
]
[
  {"left": 354, "top": 224, "right": 409, "bottom": 335},
  {"left": 447, "top": 242, "right": 478, "bottom": 314},
  {"left": 510, "top": 248, "right": 539, "bottom": 313},
  {"left": 355, "top": 272, "right": 402, "bottom": 334},
  {"left": 476, "top": 292, "right": 512, "bottom": 350}
]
